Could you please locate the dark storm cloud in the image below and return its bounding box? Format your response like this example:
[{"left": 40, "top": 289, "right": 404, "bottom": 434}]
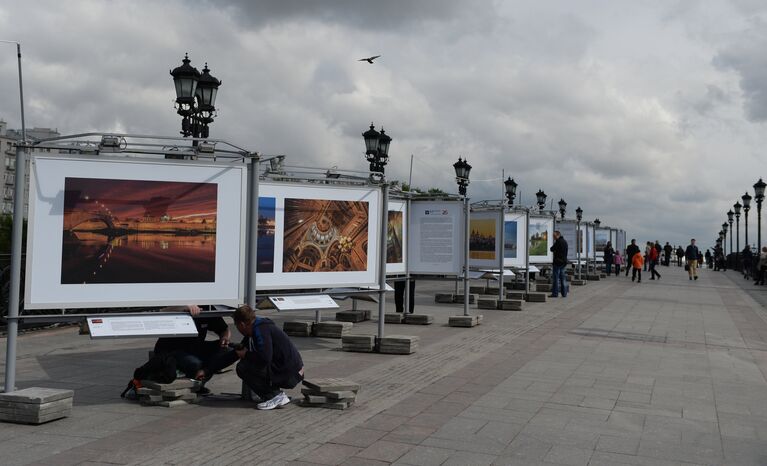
[{"left": 216, "top": 0, "right": 496, "bottom": 30}]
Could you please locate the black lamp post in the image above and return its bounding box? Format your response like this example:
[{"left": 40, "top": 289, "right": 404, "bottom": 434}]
[
  {"left": 454, "top": 157, "right": 472, "bottom": 316},
  {"left": 362, "top": 123, "right": 391, "bottom": 178},
  {"left": 170, "top": 54, "right": 221, "bottom": 145},
  {"left": 504, "top": 177, "right": 517, "bottom": 206},
  {"left": 734, "top": 201, "right": 742, "bottom": 268},
  {"left": 728, "top": 210, "right": 734, "bottom": 267},
  {"left": 576, "top": 206, "right": 583, "bottom": 279},
  {"left": 722, "top": 222, "right": 729, "bottom": 257},
  {"left": 743, "top": 192, "right": 752, "bottom": 251},
  {"left": 594, "top": 218, "right": 601, "bottom": 229},
  {"left": 535, "top": 189, "right": 547, "bottom": 212},
  {"left": 454, "top": 157, "right": 472, "bottom": 196},
  {"left": 558, "top": 198, "right": 567, "bottom": 220},
  {"left": 754, "top": 178, "right": 766, "bottom": 251}
]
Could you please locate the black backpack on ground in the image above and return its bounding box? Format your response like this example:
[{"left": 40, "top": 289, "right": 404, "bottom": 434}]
[{"left": 120, "top": 352, "right": 178, "bottom": 398}]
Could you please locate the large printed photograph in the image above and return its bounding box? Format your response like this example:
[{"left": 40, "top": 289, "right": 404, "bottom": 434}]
[
  {"left": 61, "top": 178, "right": 218, "bottom": 284},
  {"left": 282, "top": 199, "right": 369, "bottom": 272},
  {"left": 529, "top": 221, "right": 549, "bottom": 256},
  {"left": 257, "top": 197, "right": 276, "bottom": 273},
  {"left": 387, "top": 210, "right": 404, "bottom": 264},
  {"left": 26, "top": 156, "right": 246, "bottom": 309},
  {"left": 469, "top": 218, "right": 497, "bottom": 260},
  {"left": 504, "top": 220, "right": 518, "bottom": 259}
]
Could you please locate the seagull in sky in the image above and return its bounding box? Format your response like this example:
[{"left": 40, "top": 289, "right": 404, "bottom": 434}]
[{"left": 358, "top": 55, "right": 381, "bottom": 64}]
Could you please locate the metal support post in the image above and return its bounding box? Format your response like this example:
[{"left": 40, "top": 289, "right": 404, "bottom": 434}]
[
  {"left": 377, "top": 182, "right": 389, "bottom": 339},
  {"left": 3, "top": 41, "right": 26, "bottom": 394},
  {"left": 524, "top": 208, "right": 530, "bottom": 294},
  {"left": 246, "top": 154, "right": 260, "bottom": 308},
  {"left": 576, "top": 221, "right": 581, "bottom": 279},
  {"left": 4, "top": 144, "right": 26, "bottom": 393},
  {"left": 736, "top": 219, "right": 740, "bottom": 270},
  {"left": 463, "top": 196, "right": 470, "bottom": 316},
  {"left": 404, "top": 198, "right": 412, "bottom": 314}
]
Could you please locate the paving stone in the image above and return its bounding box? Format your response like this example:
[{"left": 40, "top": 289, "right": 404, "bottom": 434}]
[
  {"left": 526, "top": 292, "right": 547, "bottom": 303},
  {"left": 453, "top": 294, "right": 476, "bottom": 304},
  {"left": 341, "top": 334, "right": 376, "bottom": 353},
  {"left": 497, "top": 299, "right": 523, "bottom": 311},
  {"left": 303, "top": 378, "right": 362, "bottom": 393},
  {"left": 357, "top": 440, "right": 413, "bottom": 462},
  {"left": 314, "top": 321, "right": 353, "bottom": 338},
  {"left": 283, "top": 320, "right": 314, "bottom": 337},
  {"left": 506, "top": 291, "right": 526, "bottom": 300},
  {"left": 434, "top": 293, "right": 454, "bottom": 303},
  {"left": 403, "top": 314, "right": 434, "bottom": 325},
  {"left": 385, "top": 313, "right": 404, "bottom": 324},
  {"left": 335, "top": 310, "right": 372, "bottom": 323},
  {"left": 0, "top": 388, "right": 74, "bottom": 404},
  {"left": 448, "top": 315, "right": 482, "bottom": 327},
  {"left": 478, "top": 298, "right": 498, "bottom": 310}
]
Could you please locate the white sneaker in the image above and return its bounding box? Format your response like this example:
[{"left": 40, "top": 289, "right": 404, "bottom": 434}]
[{"left": 256, "top": 391, "right": 290, "bottom": 410}]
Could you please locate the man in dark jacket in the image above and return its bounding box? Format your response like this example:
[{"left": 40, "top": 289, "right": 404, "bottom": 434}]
[
  {"left": 549, "top": 230, "right": 569, "bottom": 298},
  {"left": 685, "top": 239, "right": 699, "bottom": 280},
  {"left": 232, "top": 305, "right": 304, "bottom": 410},
  {"left": 625, "top": 239, "right": 640, "bottom": 277},
  {"left": 603, "top": 242, "right": 614, "bottom": 275},
  {"left": 663, "top": 242, "right": 673, "bottom": 266}
]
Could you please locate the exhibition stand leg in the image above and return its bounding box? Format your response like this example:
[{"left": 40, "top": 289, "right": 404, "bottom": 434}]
[
  {"left": 498, "top": 206, "right": 505, "bottom": 303},
  {"left": 246, "top": 154, "right": 260, "bottom": 309},
  {"left": 4, "top": 144, "right": 26, "bottom": 393},
  {"left": 463, "top": 196, "right": 470, "bottom": 316},
  {"left": 377, "top": 182, "right": 389, "bottom": 339},
  {"left": 525, "top": 208, "right": 530, "bottom": 294}
]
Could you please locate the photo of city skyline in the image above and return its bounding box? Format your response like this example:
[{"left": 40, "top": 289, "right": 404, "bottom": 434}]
[
  {"left": 470, "top": 218, "right": 496, "bottom": 260},
  {"left": 60, "top": 177, "right": 218, "bottom": 284}
]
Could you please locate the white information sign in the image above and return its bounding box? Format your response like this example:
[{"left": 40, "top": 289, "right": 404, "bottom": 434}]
[
  {"left": 87, "top": 314, "right": 198, "bottom": 339},
  {"left": 269, "top": 294, "right": 339, "bottom": 311},
  {"left": 409, "top": 201, "right": 464, "bottom": 275}
]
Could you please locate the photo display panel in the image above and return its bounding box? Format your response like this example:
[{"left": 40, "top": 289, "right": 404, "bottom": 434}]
[
  {"left": 26, "top": 155, "right": 247, "bottom": 309},
  {"left": 528, "top": 215, "right": 554, "bottom": 263},
  {"left": 468, "top": 210, "right": 502, "bottom": 269},
  {"left": 558, "top": 221, "right": 578, "bottom": 261},
  {"left": 595, "top": 228, "right": 610, "bottom": 257},
  {"left": 255, "top": 182, "right": 382, "bottom": 290},
  {"left": 586, "top": 224, "right": 594, "bottom": 256},
  {"left": 386, "top": 200, "right": 407, "bottom": 275},
  {"left": 503, "top": 211, "right": 528, "bottom": 267},
  {"left": 408, "top": 200, "right": 464, "bottom": 275}
]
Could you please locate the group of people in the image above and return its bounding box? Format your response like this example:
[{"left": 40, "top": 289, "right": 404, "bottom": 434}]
[
  {"left": 150, "top": 304, "right": 304, "bottom": 410},
  {"left": 601, "top": 238, "right": 702, "bottom": 283}
]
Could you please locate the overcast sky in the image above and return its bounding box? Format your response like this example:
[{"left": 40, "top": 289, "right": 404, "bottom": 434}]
[{"left": 1, "top": 0, "right": 766, "bottom": 248}]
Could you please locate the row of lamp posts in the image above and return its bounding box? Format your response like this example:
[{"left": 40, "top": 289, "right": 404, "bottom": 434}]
[{"left": 719, "top": 179, "right": 764, "bottom": 270}]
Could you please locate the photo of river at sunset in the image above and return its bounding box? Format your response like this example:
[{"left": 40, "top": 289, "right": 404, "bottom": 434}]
[{"left": 60, "top": 177, "right": 218, "bottom": 284}]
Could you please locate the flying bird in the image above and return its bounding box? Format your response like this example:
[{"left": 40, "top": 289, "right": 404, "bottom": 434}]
[{"left": 358, "top": 55, "right": 381, "bottom": 64}]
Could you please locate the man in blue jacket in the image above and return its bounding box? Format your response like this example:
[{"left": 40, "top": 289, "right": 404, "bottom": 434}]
[{"left": 232, "top": 305, "right": 304, "bottom": 410}]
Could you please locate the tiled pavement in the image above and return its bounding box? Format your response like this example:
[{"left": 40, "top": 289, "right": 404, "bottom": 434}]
[{"left": 1, "top": 266, "right": 767, "bottom": 465}]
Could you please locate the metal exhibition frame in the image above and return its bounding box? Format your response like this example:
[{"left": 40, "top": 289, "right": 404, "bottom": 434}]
[
  {"left": 2, "top": 132, "right": 390, "bottom": 392},
  {"left": 408, "top": 193, "right": 471, "bottom": 316}
]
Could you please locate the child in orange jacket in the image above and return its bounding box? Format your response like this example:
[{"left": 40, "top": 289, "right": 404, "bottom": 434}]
[{"left": 632, "top": 252, "right": 644, "bottom": 282}]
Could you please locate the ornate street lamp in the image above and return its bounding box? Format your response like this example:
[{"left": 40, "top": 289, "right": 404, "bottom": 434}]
[
  {"left": 728, "top": 210, "right": 734, "bottom": 266},
  {"left": 453, "top": 157, "right": 472, "bottom": 196},
  {"left": 362, "top": 123, "right": 391, "bottom": 177},
  {"left": 734, "top": 201, "right": 742, "bottom": 268},
  {"left": 558, "top": 198, "right": 567, "bottom": 219},
  {"left": 170, "top": 54, "right": 221, "bottom": 144},
  {"left": 576, "top": 206, "right": 583, "bottom": 279},
  {"left": 722, "top": 222, "right": 729, "bottom": 256},
  {"left": 754, "top": 178, "right": 766, "bottom": 251},
  {"left": 594, "top": 218, "right": 601, "bottom": 228},
  {"left": 504, "top": 177, "right": 517, "bottom": 206},
  {"left": 743, "top": 192, "right": 752, "bottom": 250},
  {"left": 535, "top": 189, "right": 547, "bottom": 212}
]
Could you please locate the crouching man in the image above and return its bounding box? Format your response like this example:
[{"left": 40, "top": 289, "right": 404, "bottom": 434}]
[{"left": 232, "top": 304, "right": 304, "bottom": 410}]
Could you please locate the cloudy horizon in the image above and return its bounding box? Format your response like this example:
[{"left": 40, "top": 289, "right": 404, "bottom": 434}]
[{"left": 1, "top": 0, "right": 766, "bottom": 248}]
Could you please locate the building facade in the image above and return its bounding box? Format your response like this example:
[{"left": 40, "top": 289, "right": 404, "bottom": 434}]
[{"left": 0, "top": 120, "right": 60, "bottom": 217}]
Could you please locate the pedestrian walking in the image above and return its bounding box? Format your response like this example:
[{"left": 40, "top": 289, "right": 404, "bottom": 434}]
[
  {"left": 755, "top": 247, "right": 767, "bottom": 286},
  {"left": 663, "top": 242, "right": 673, "bottom": 266},
  {"left": 625, "top": 239, "right": 640, "bottom": 277},
  {"left": 644, "top": 242, "right": 652, "bottom": 271},
  {"left": 676, "top": 246, "right": 684, "bottom": 266},
  {"left": 632, "top": 251, "right": 643, "bottom": 283},
  {"left": 649, "top": 246, "right": 661, "bottom": 280},
  {"left": 742, "top": 246, "right": 753, "bottom": 280},
  {"left": 549, "top": 230, "right": 569, "bottom": 298},
  {"left": 603, "top": 241, "right": 614, "bottom": 275},
  {"left": 685, "top": 239, "right": 699, "bottom": 280},
  {"left": 614, "top": 251, "right": 623, "bottom": 276}
]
